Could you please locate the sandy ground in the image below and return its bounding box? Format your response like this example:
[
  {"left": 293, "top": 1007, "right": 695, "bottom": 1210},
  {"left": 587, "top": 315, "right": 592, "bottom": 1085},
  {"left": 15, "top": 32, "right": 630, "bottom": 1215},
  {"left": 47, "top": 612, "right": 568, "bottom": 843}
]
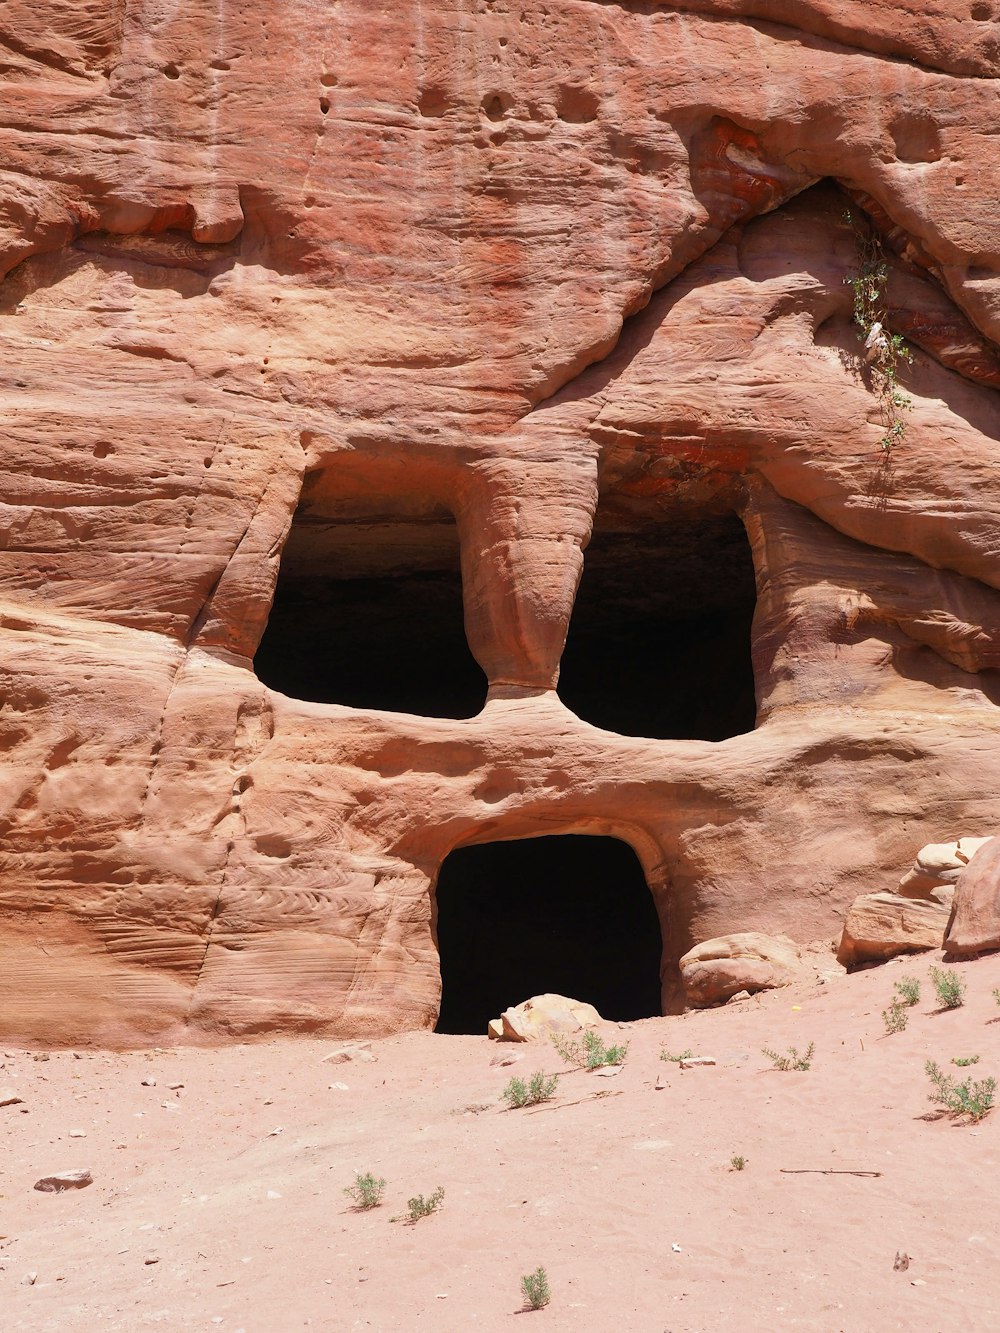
[{"left": 3, "top": 950, "right": 1000, "bottom": 1332}]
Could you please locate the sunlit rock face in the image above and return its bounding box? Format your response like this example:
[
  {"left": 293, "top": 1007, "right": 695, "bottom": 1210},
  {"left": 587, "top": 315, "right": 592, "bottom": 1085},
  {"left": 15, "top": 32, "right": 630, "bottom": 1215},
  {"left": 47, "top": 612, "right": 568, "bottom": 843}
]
[{"left": 2, "top": 1, "right": 1000, "bottom": 1044}]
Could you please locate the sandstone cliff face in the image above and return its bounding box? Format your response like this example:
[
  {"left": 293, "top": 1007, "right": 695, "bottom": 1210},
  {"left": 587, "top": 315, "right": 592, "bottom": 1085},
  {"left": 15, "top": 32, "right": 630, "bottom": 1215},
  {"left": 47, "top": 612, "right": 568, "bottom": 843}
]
[{"left": 2, "top": 2, "right": 999, "bottom": 1043}]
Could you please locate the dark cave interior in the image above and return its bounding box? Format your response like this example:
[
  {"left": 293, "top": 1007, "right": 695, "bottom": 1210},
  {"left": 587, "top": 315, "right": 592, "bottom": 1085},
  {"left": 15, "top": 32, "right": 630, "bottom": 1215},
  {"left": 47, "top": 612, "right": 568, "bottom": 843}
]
[
  {"left": 254, "top": 507, "right": 488, "bottom": 717},
  {"left": 256, "top": 499, "right": 758, "bottom": 740},
  {"left": 434, "top": 834, "right": 663, "bottom": 1035},
  {"left": 557, "top": 509, "right": 758, "bottom": 739}
]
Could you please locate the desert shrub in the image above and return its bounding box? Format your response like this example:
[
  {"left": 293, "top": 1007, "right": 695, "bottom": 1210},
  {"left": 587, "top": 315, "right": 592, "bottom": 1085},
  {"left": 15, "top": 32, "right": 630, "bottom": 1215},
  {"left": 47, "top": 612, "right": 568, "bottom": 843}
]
[
  {"left": 730, "top": 1155, "right": 747, "bottom": 1171},
  {"left": 520, "top": 1266, "right": 551, "bottom": 1311},
  {"left": 761, "top": 1042, "right": 815, "bottom": 1071},
  {"left": 502, "top": 1071, "right": 558, "bottom": 1109},
  {"left": 882, "top": 1001, "right": 908, "bottom": 1035},
  {"left": 929, "top": 966, "right": 965, "bottom": 1009},
  {"left": 660, "top": 1048, "right": 694, "bottom": 1064},
  {"left": 894, "top": 976, "right": 921, "bottom": 1007},
  {"left": 403, "top": 1186, "right": 445, "bottom": 1222},
  {"left": 553, "top": 1030, "right": 628, "bottom": 1070},
  {"left": 952, "top": 1055, "right": 980, "bottom": 1067},
  {"left": 344, "top": 1171, "right": 385, "bottom": 1210},
  {"left": 925, "top": 1060, "right": 995, "bottom": 1123}
]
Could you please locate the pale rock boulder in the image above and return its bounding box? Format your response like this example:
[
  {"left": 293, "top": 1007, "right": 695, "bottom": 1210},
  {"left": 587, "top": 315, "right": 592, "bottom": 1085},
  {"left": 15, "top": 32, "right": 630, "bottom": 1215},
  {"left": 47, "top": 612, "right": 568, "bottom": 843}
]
[
  {"left": 898, "top": 837, "right": 993, "bottom": 900},
  {"left": 321, "top": 1042, "right": 375, "bottom": 1065},
  {"left": 944, "top": 836, "right": 1000, "bottom": 957},
  {"left": 678, "top": 933, "right": 811, "bottom": 1006},
  {"left": 837, "top": 893, "right": 950, "bottom": 967},
  {"left": 494, "top": 994, "right": 602, "bottom": 1042}
]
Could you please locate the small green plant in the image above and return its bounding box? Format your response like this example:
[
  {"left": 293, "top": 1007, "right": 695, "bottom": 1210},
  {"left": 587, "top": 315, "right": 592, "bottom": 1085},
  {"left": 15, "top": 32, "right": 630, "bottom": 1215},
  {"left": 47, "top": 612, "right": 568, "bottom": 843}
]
[
  {"left": 882, "top": 1001, "right": 908, "bottom": 1035},
  {"left": 929, "top": 966, "right": 966, "bottom": 1010},
  {"left": 730, "top": 1154, "right": 747, "bottom": 1171},
  {"left": 844, "top": 212, "right": 913, "bottom": 456},
  {"left": 925, "top": 1060, "right": 996, "bottom": 1123},
  {"left": 952, "top": 1055, "right": 980, "bottom": 1067},
  {"left": 894, "top": 976, "right": 921, "bottom": 1007},
  {"left": 502, "top": 1071, "right": 558, "bottom": 1109},
  {"left": 660, "top": 1048, "right": 694, "bottom": 1064},
  {"left": 344, "top": 1171, "right": 386, "bottom": 1211},
  {"left": 992, "top": 988, "right": 1000, "bottom": 1007},
  {"left": 520, "top": 1266, "right": 551, "bottom": 1311},
  {"left": 400, "top": 1186, "right": 445, "bottom": 1223},
  {"left": 553, "top": 1030, "right": 628, "bottom": 1070},
  {"left": 762, "top": 1042, "right": 815, "bottom": 1072}
]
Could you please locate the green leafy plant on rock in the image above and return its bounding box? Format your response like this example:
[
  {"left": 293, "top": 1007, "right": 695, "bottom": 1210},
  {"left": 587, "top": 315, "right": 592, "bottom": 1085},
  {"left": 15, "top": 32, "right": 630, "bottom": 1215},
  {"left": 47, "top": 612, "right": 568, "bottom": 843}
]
[
  {"left": 925, "top": 1060, "right": 995, "bottom": 1123},
  {"left": 501, "top": 1071, "right": 558, "bottom": 1109},
  {"left": 343, "top": 1171, "right": 386, "bottom": 1210},
  {"left": 520, "top": 1266, "right": 552, "bottom": 1311},
  {"left": 553, "top": 1030, "right": 628, "bottom": 1070},
  {"left": 844, "top": 211, "right": 913, "bottom": 455},
  {"left": 762, "top": 1042, "right": 815, "bottom": 1072}
]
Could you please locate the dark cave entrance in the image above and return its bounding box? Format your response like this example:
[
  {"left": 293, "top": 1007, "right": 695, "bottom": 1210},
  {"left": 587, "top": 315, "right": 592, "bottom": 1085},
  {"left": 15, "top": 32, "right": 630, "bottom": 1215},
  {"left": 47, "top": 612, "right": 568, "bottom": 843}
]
[
  {"left": 434, "top": 834, "right": 662, "bottom": 1034},
  {"left": 557, "top": 509, "right": 758, "bottom": 740},
  {"left": 254, "top": 502, "right": 487, "bottom": 717}
]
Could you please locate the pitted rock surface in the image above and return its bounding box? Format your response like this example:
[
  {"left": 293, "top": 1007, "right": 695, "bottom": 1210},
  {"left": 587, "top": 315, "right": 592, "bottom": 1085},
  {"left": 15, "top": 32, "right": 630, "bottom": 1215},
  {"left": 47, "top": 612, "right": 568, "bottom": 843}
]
[{"left": 2, "top": 2, "right": 1000, "bottom": 1042}]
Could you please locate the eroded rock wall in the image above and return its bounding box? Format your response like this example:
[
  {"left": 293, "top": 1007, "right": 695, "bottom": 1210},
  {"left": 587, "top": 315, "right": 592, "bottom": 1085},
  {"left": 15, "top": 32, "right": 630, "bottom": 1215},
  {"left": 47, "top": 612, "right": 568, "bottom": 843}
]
[{"left": 2, "top": 1, "right": 999, "bottom": 1042}]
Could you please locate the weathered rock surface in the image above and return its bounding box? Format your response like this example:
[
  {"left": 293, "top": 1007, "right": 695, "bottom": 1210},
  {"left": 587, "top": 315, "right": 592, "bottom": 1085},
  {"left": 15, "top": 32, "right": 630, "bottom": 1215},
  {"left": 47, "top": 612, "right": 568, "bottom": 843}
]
[
  {"left": 497, "top": 995, "right": 602, "bottom": 1043},
  {"left": 944, "top": 836, "right": 1000, "bottom": 958},
  {"left": 679, "top": 933, "right": 812, "bottom": 1006},
  {"left": 1, "top": 2, "right": 1000, "bottom": 1042},
  {"left": 898, "top": 836, "right": 992, "bottom": 901},
  {"left": 838, "top": 893, "right": 951, "bottom": 968}
]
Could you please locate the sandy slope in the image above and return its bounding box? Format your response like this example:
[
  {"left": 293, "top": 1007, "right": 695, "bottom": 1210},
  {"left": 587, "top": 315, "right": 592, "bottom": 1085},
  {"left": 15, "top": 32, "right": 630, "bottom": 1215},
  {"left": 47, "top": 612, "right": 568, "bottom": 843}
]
[{"left": 3, "top": 951, "right": 1000, "bottom": 1332}]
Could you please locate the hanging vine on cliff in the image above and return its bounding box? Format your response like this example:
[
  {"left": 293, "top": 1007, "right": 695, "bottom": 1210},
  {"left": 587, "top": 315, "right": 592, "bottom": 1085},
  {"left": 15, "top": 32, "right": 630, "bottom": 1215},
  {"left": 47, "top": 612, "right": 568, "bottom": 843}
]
[{"left": 844, "top": 212, "right": 913, "bottom": 454}]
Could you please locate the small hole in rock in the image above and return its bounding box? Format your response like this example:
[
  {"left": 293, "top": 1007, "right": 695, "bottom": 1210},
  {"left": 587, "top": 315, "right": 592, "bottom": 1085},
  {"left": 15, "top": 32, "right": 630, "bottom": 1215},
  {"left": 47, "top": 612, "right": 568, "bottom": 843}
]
[
  {"left": 162, "top": 63, "right": 180, "bottom": 80},
  {"left": 319, "top": 97, "right": 330, "bottom": 115},
  {"left": 556, "top": 84, "right": 600, "bottom": 124}
]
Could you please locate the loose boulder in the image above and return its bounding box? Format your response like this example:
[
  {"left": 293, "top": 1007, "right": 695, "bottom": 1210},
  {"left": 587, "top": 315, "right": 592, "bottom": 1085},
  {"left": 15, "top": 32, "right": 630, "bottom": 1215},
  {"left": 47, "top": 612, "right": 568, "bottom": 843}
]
[
  {"left": 897, "top": 836, "right": 992, "bottom": 900},
  {"left": 492, "top": 994, "right": 602, "bottom": 1041},
  {"left": 33, "top": 1169, "right": 93, "bottom": 1193},
  {"left": 837, "top": 892, "right": 950, "bottom": 967},
  {"left": 944, "top": 835, "right": 1000, "bottom": 957},
  {"left": 678, "top": 933, "right": 810, "bottom": 1006}
]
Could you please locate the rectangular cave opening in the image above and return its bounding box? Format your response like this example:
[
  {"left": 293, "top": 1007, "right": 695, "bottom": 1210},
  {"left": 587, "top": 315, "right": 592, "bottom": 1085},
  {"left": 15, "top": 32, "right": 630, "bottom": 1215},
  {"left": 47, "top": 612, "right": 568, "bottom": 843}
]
[
  {"left": 253, "top": 501, "right": 487, "bottom": 718},
  {"left": 557, "top": 508, "right": 758, "bottom": 740},
  {"left": 433, "top": 834, "right": 663, "bottom": 1035}
]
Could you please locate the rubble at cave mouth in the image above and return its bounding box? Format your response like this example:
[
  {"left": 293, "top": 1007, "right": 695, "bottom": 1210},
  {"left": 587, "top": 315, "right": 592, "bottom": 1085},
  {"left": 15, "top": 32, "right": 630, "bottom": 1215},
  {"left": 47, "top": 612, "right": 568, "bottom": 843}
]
[{"left": 434, "top": 834, "right": 663, "bottom": 1035}]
